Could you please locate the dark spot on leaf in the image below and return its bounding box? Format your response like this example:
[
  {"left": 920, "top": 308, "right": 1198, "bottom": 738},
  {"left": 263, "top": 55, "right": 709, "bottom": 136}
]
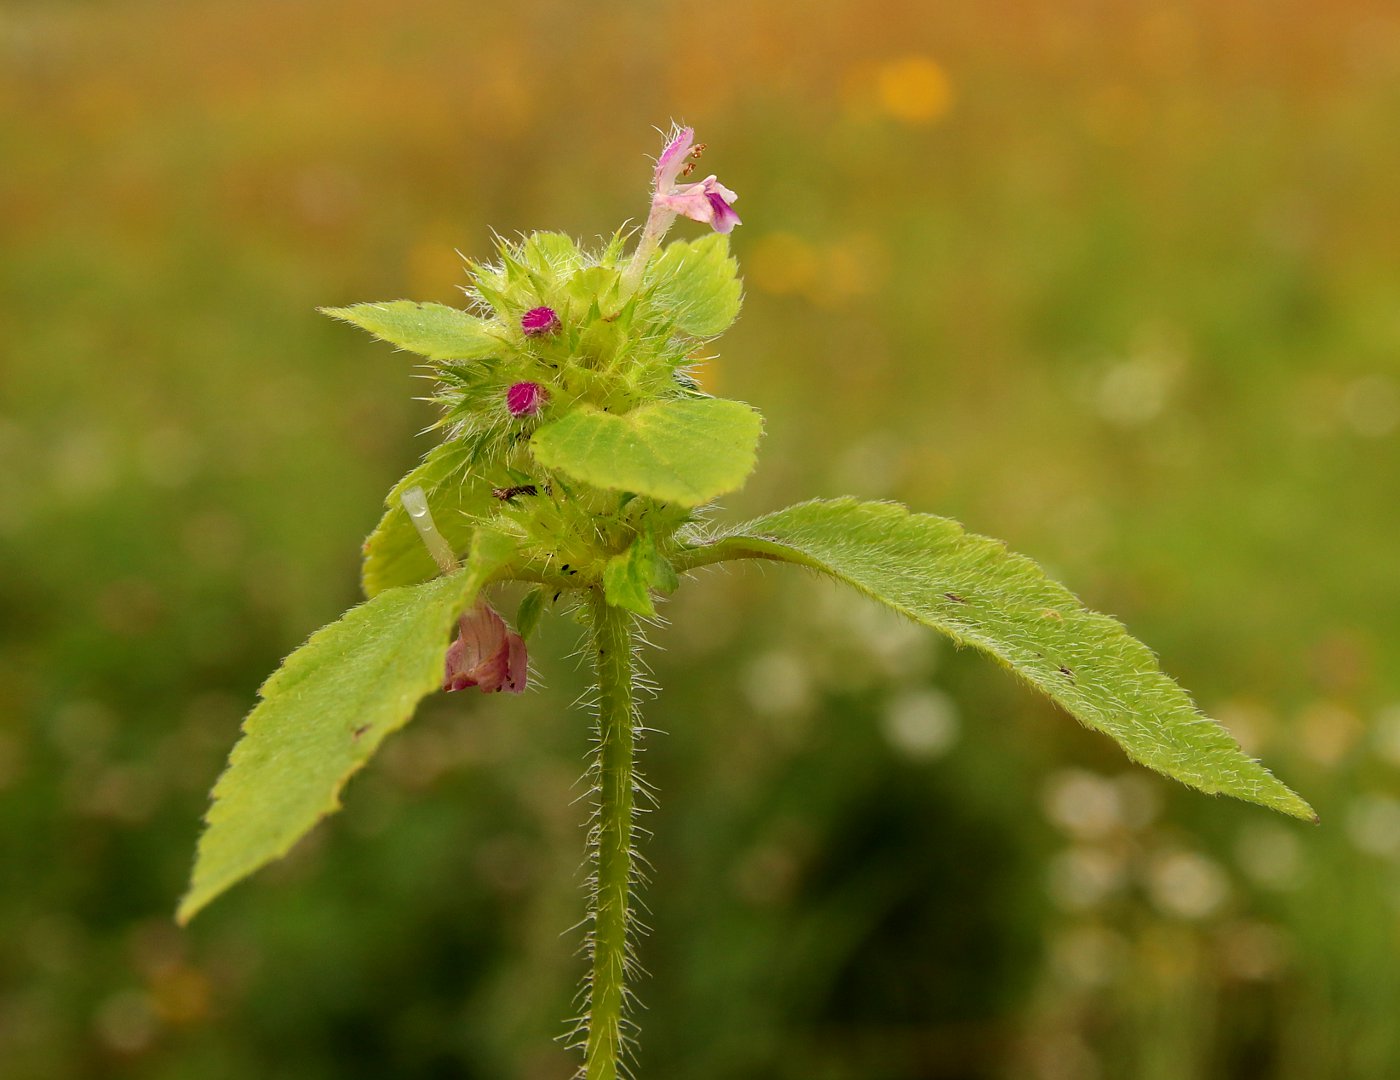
[
  {"left": 352, "top": 724, "right": 372, "bottom": 741},
  {"left": 1058, "top": 666, "right": 1075, "bottom": 682},
  {"left": 944, "top": 592, "right": 966, "bottom": 604}
]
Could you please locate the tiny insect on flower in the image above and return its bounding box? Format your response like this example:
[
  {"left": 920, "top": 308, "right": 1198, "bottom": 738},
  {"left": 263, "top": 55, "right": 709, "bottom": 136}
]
[
  {"left": 444, "top": 600, "right": 527, "bottom": 694},
  {"left": 521, "top": 306, "right": 561, "bottom": 336},
  {"left": 506, "top": 381, "right": 547, "bottom": 417}
]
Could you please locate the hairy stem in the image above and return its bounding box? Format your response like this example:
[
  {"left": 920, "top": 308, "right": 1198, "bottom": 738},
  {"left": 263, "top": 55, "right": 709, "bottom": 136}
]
[
  {"left": 621, "top": 203, "right": 674, "bottom": 295},
  {"left": 583, "top": 589, "right": 638, "bottom": 1080}
]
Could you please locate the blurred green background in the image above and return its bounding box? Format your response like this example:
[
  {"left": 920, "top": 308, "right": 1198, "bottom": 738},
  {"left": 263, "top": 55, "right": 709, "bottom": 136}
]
[{"left": 3, "top": 1, "right": 1399, "bottom": 1077}]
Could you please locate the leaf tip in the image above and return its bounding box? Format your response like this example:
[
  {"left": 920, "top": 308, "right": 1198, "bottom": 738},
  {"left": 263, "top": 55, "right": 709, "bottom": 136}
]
[
  {"left": 1267, "top": 786, "right": 1317, "bottom": 824},
  {"left": 174, "top": 887, "right": 207, "bottom": 927}
]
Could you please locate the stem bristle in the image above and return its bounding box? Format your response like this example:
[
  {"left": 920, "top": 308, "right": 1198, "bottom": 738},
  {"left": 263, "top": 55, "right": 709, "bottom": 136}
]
[{"left": 571, "top": 590, "right": 651, "bottom": 1080}]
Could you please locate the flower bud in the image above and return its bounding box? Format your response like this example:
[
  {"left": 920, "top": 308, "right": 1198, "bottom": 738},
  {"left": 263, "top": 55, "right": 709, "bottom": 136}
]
[
  {"left": 521, "top": 306, "right": 561, "bottom": 336},
  {"left": 506, "top": 381, "right": 547, "bottom": 417}
]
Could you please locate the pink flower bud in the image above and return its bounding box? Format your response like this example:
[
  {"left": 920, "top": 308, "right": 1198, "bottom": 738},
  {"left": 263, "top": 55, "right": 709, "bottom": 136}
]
[
  {"left": 521, "top": 306, "right": 560, "bottom": 336},
  {"left": 444, "top": 600, "right": 528, "bottom": 694},
  {"left": 506, "top": 381, "right": 547, "bottom": 417}
]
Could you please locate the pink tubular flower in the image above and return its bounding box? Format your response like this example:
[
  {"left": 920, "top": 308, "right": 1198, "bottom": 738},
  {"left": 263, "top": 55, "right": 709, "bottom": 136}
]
[
  {"left": 444, "top": 600, "right": 527, "bottom": 694},
  {"left": 651, "top": 126, "right": 741, "bottom": 235},
  {"left": 506, "top": 381, "right": 547, "bottom": 417},
  {"left": 521, "top": 306, "right": 560, "bottom": 336},
  {"left": 655, "top": 176, "right": 742, "bottom": 234}
]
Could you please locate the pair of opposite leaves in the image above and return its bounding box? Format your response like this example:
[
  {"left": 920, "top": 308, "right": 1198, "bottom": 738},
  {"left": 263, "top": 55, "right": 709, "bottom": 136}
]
[{"left": 177, "top": 293, "right": 1313, "bottom": 926}]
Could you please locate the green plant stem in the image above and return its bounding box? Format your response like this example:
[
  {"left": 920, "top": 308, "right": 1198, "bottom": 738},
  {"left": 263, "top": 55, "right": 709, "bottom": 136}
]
[
  {"left": 621, "top": 203, "right": 673, "bottom": 294},
  {"left": 585, "top": 589, "right": 637, "bottom": 1080}
]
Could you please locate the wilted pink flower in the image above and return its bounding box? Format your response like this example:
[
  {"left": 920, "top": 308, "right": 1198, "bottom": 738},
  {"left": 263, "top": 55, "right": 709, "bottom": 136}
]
[
  {"left": 651, "top": 126, "right": 741, "bottom": 235},
  {"left": 444, "top": 600, "right": 527, "bottom": 694},
  {"left": 506, "top": 381, "right": 547, "bottom": 417},
  {"left": 521, "top": 306, "right": 560, "bottom": 336}
]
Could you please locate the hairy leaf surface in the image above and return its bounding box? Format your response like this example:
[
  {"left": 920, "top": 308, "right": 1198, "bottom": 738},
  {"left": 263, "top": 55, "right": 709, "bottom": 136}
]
[
  {"left": 650, "top": 234, "right": 742, "bottom": 338},
  {"left": 680, "top": 498, "right": 1313, "bottom": 820},
  {"left": 362, "top": 441, "right": 495, "bottom": 597},
  {"left": 178, "top": 533, "right": 515, "bottom": 923},
  {"left": 602, "top": 527, "right": 678, "bottom": 616},
  {"left": 322, "top": 301, "right": 501, "bottom": 361},
  {"left": 530, "top": 398, "right": 762, "bottom": 506}
]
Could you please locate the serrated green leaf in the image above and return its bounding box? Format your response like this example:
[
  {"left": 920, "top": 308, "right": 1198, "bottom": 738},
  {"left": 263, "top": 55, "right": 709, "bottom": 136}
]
[
  {"left": 530, "top": 398, "right": 763, "bottom": 507},
  {"left": 362, "top": 441, "right": 496, "bottom": 598},
  {"left": 321, "top": 301, "right": 501, "bottom": 361},
  {"left": 652, "top": 551, "right": 679, "bottom": 595},
  {"left": 516, "top": 586, "right": 547, "bottom": 639},
  {"left": 519, "top": 231, "right": 584, "bottom": 278},
  {"left": 603, "top": 529, "right": 663, "bottom": 616},
  {"left": 681, "top": 498, "right": 1314, "bottom": 821},
  {"left": 567, "top": 265, "right": 623, "bottom": 310},
  {"left": 178, "top": 530, "right": 517, "bottom": 924},
  {"left": 650, "top": 234, "right": 742, "bottom": 338}
]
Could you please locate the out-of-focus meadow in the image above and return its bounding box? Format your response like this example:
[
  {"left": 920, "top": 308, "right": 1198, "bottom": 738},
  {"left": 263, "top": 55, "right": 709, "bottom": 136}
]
[{"left": 3, "top": 1, "right": 1399, "bottom": 1077}]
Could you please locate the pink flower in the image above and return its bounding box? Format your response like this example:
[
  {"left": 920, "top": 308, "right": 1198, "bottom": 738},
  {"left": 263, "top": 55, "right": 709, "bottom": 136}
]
[
  {"left": 655, "top": 176, "right": 742, "bottom": 234},
  {"left": 521, "top": 306, "right": 560, "bottom": 336},
  {"left": 651, "top": 127, "right": 741, "bottom": 235},
  {"left": 444, "top": 600, "right": 527, "bottom": 694},
  {"left": 506, "top": 381, "right": 547, "bottom": 417}
]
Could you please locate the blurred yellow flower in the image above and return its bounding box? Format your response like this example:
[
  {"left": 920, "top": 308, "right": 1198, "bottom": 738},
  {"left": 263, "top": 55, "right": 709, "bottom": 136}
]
[
  {"left": 875, "top": 56, "right": 953, "bottom": 125},
  {"left": 748, "top": 231, "right": 819, "bottom": 296}
]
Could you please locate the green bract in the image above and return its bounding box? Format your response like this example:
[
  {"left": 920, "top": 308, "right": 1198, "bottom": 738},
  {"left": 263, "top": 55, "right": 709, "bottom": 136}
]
[
  {"left": 182, "top": 128, "right": 1312, "bottom": 1080},
  {"left": 321, "top": 300, "right": 501, "bottom": 361},
  {"left": 531, "top": 398, "right": 763, "bottom": 506}
]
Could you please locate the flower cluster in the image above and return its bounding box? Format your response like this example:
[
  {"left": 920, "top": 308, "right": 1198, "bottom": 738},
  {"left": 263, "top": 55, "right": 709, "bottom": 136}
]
[{"left": 408, "top": 126, "right": 744, "bottom": 697}]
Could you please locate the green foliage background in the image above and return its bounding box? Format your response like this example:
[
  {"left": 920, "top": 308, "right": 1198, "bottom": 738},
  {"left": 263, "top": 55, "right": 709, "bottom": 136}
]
[{"left": 2, "top": 1, "right": 1398, "bottom": 1077}]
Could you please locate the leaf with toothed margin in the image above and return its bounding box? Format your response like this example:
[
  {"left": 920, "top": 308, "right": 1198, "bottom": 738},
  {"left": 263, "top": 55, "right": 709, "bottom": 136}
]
[
  {"left": 603, "top": 527, "right": 678, "bottom": 616},
  {"left": 178, "top": 529, "right": 518, "bottom": 924},
  {"left": 321, "top": 301, "right": 502, "bottom": 361},
  {"left": 530, "top": 398, "right": 763, "bottom": 507},
  {"left": 361, "top": 440, "right": 499, "bottom": 598},
  {"left": 516, "top": 587, "right": 547, "bottom": 639},
  {"left": 649, "top": 233, "right": 742, "bottom": 338},
  {"left": 678, "top": 498, "right": 1315, "bottom": 821}
]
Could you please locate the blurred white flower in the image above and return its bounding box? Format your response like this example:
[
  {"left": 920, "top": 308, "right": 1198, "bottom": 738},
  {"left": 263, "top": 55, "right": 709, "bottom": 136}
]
[
  {"left": 1345, "top": 793, "right": 1400, "bottom": 859},
  {"left": 1234, "top": 822, "right": 1304, "bottom": 891},
  {"left": 1114, "top": 772, "right": 1162, "bottom": 831},
  {"left": 1371, "top": 703, "right": 1400, "bottom": 767},
  {"left": 1145, "top": 850, "right": 1230, "bottom": 919},
  {"left": 881, "top": 688, "right": 959, "bottom": 760},
  {"left": 1050, "top": 924, "right": 1127, "bottom": 989},
  {"left": 1047, "top": 846, "right": 1126, "bottom": 911},
  {"left": 741, "top": 650, "right": 812, "bottom": 719},
  {"left": 1340, "top": 374, "right": 1400, "bottom": 438},
  {"left": 1219, "top": 920, "right": 1289, "bottom": 981},
  {"left": 1042, "top": 769, "right": 1123, "bottom": 839}
]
